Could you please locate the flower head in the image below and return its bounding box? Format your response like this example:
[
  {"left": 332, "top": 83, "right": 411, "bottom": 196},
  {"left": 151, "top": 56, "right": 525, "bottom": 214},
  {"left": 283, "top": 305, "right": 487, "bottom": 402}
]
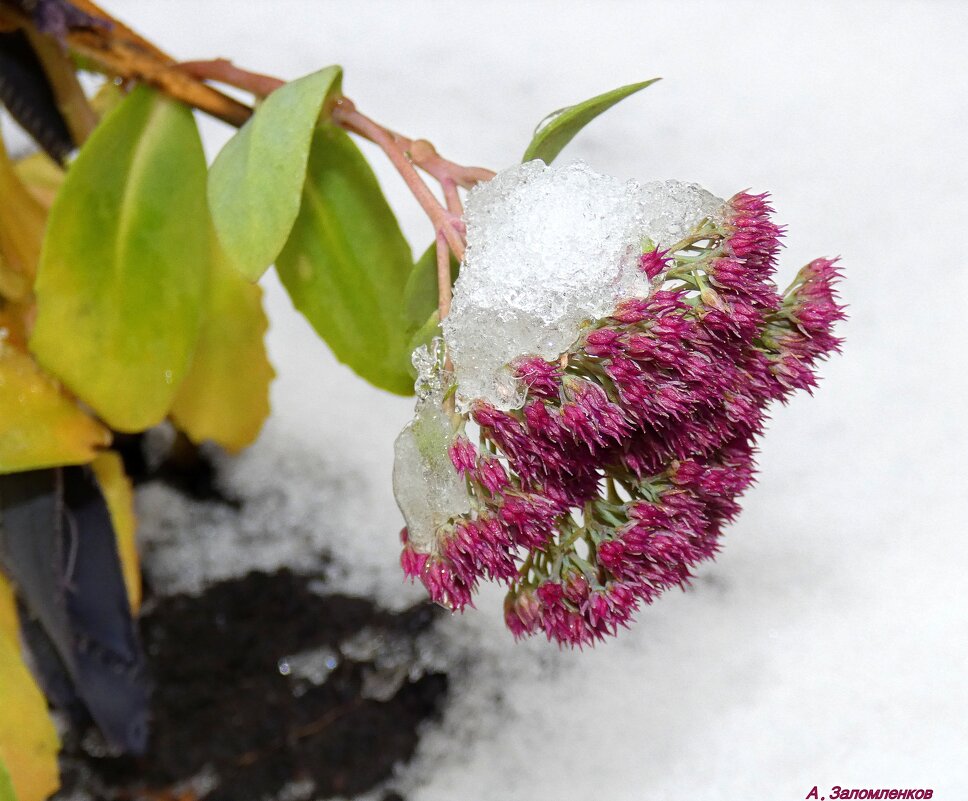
[{"left": 393, "top": 172, "right": 843, "bottom": 646}]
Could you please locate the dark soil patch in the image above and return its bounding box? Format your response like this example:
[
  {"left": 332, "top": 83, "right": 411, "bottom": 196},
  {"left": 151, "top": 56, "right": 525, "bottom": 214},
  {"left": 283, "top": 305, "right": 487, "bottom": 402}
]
[{"left": 55, "top": 569, "right": 448, "bottom": 801}]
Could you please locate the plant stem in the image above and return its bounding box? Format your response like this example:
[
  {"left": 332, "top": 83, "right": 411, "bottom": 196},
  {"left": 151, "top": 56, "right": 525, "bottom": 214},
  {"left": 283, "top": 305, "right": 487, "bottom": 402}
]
[
  {"left": 175, "top": 60, "right": 495, "bottom": 193},
  {"left": 179, "top": 58, "right": 283, "bottom": 98},
  {"left": 331, "top": 99, "right": 466, "bottom": 262},
  {"left": 440, "top": 177, "right": 463, "bottom": 216},
  {"left": 407, "top": 138, "right": 494, "bottom": 190},
  {"left": 436, "top": 228, "right": 453, "bottom": 319},
  {"left": 167, "top": 59, "right": 484, "bottom": 318},
  {"left": 6, "top": 2, "right": 493, "bottom": 319}
]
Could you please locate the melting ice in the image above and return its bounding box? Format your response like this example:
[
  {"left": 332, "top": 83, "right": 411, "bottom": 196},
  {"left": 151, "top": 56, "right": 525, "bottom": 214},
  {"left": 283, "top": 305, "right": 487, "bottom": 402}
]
[
  {"left": 393, "top": 161, "right": 722, "bottom": 551},
  {"left": 392, "top": 344, "right": 470, "bottom": 555},
  {"left": 442, "top": 159, "right": 723, "bottom": 410}
]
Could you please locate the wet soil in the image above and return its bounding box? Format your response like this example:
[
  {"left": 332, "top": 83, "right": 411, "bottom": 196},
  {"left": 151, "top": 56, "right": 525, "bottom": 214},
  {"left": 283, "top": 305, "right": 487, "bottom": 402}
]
[{"left": 55, "top": 569, "right": 448, "bottom": 801}]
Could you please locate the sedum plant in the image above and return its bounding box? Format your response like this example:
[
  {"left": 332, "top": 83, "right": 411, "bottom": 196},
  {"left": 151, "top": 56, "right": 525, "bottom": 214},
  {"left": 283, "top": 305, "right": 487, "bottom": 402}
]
[{"left": 0, "top": 0, "right": 843, "bottom": 797}]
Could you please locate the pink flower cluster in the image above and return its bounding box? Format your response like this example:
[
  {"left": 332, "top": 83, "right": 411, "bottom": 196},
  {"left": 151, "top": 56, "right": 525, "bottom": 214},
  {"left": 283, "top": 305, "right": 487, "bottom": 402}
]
[{"left": 401, "top": 192, "right": 844, "bottom": 645}]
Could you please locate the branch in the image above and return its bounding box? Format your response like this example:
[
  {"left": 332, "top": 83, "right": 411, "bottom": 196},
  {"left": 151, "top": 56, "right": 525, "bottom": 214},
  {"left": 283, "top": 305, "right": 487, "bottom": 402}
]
[
  {"left": 3, "top": 1, "right": 495, "bottom": 320},
  {"left": 179, "top": 58, "right": 282, "bottom": 98},
  {"left": 179, "top": 59, "right": 480, "bottom": 267},
  {"left": 331, "top": 100, "right": 466, "bottom": 262}
]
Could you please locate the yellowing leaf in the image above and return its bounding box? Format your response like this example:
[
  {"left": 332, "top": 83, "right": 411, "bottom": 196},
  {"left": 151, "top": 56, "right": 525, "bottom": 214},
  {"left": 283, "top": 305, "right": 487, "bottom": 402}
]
[
  {"left": 0, "top": 342, "right": 111, "bottom": 474},
  {"left": 91, "top": 451, "right": 141, "bottom": 611},
  {"left": 169, "top": 250, "right": 273, "bottom": 452},
  {"left": 0, "top": 577, "right": 60, "bottom": 801},
  {"left": 29, "top": 87, "right": 210, "bottom": 432},
  {"left": 90, "top": 79, "right": 125, "bottom": 120},
  {"left": 12, "top": 152, "right": 64, "bottom": 210},
  {"left": 0, "top": 137, "right": 47, "bottom": 302},
  {"left": 0, "top": 300, "right": 31, "bottom": 350}
]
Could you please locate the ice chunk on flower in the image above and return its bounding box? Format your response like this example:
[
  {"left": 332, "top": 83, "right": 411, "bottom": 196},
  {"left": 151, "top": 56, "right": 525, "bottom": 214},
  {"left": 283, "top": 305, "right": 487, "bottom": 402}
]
[
  {"left": 443, "top": 159, "right": 722, "bottom": 410},
  {"left": 392, "top": 354, "right": 470, "bottom": 554}
]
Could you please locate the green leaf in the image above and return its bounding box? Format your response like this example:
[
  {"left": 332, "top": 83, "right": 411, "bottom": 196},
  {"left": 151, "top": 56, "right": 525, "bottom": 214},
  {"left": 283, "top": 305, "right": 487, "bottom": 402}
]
[
  {"left": 209, "top": 66, "right": 343, "bottom": 280},
  {"left": 400, "top": 243, "right": 459, "bottom": 377},
  {"left": 276, "top": 124, "right": 414, "bottom": 396},
  {"left": 522, "top": 78, "right": 661, "bottom": 164},
  {"left": 29, "top": 86, "right": 210, "bottom": 432}
]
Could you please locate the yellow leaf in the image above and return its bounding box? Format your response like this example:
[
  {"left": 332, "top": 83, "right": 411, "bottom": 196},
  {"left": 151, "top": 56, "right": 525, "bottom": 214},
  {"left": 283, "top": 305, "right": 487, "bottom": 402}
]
[
  {"left": 0, "top": 579, "right": 17, "bottom": 647},
  {"left": 91, "top": 452, "right": 141, "bottom": 611},
  {"left": 0, "top": 139, "right": 47, "bottom": 302},
  {"left": 0, "top": 341, "right": 111, "bottom": 473},
  {"left": 170, "top": 251, "right": 274, "bottom": 453},
  {"left": 0, "top": 300, "right": 31, "bottom": 350},
  {"left": 0, "top": 577, "right": 60, "bottom": 801},
  {"left": 0, "top": 253, "right": 29, "bottom": 306},
  {"left": 12, "top": 152, "right": 64, "bottom": 210}
]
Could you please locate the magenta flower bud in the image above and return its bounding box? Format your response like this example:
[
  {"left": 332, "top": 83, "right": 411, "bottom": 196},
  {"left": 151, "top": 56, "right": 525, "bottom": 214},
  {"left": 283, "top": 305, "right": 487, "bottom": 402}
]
[
  {"left": 729, "top": 191, "right": 771, "bottom": 213},
  {"left": 563, "top": 571, "right": 591, "bottom": 604},
  {"left": 647, "top": 290, "right": 689, "bottom": 316},
  {"left": 585, "top": 328, "right": 622, "bottom": 357},
  {"left": 536, "top": 580, "right": 564, "bottom": 606},
  {"left": 400, "top": 542, "right": 429, "bottom": 578},
  {"left": 476, "top": 456, "right": 509, "bottom": 493},
  {"left": 611, "top": 297, "right": 651, "bottom": 324},
  {"left": 514, "top": 356, "right": 562, "bottom": 398},
  {"left": 605, "top": 584, "right": 639, "bottom": 623},
  {"left": 596, "top": 539, "right": 628, "bottom": 575},
  {"left": 587, "top": 591, "right": 612, "bottom": 628},
  {"left": 772, "top": 353, "right": 817, "bottom": 391},
  {"left": 448, "top": 436, "right": 477, "bottom": 474},
  {"left": 505, "top": 586, "right": 542, "bottom": 638},
  {"left": 670, "top": 459, "right": 704, "bottom": 485},
  {"left": 639, "top": 248, "right": 671, "bottom": 279}
]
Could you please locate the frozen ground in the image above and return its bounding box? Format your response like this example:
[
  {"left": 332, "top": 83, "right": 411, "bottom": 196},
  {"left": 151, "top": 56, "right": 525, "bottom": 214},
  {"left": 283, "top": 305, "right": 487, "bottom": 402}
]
[{"left": 65, "top": 1, "right": 968, "bottom": 798}]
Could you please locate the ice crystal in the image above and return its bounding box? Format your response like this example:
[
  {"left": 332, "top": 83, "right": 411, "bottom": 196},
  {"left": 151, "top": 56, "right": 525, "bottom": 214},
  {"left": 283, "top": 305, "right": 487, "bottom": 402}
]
[{"left": 443, "top": 160, "right": 723, "bottom": 410}]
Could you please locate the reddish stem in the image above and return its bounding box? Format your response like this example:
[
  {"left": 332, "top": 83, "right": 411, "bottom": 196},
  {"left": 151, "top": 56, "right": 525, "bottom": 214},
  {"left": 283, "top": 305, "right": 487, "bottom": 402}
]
[
  {"left": 332, "top": 99, "right": 466, "bottom": 262},
  {"left": 408, "top": 138, "right": 495, "bottom": 190},
  {"left": 436, "top": 228, "right": 453, "bottom": 319},
  {"left": 179, "top": 58, "right": 283, "bottom": 97},
  {"left": 174, "top": 58, "right": 485, "bottom": 313}
]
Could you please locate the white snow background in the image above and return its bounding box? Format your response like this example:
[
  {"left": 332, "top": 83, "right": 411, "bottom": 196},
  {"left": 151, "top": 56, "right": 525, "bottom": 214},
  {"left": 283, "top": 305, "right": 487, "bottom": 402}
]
[{"left": 18, "top": 1, "right": 968, "bottom": 798}]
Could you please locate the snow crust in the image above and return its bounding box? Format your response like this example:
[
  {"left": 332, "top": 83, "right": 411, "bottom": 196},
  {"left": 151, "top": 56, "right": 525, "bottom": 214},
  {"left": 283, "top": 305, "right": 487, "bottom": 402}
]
[{"left": 443, "top": 160, "right": 722, "bottom": 410}]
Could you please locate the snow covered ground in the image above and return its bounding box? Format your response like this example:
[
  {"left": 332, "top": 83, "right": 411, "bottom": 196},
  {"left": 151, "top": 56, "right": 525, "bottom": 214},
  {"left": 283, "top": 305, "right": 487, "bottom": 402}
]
[{"left": 94, "top": 1, "right": 968, "bottom": 798}]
